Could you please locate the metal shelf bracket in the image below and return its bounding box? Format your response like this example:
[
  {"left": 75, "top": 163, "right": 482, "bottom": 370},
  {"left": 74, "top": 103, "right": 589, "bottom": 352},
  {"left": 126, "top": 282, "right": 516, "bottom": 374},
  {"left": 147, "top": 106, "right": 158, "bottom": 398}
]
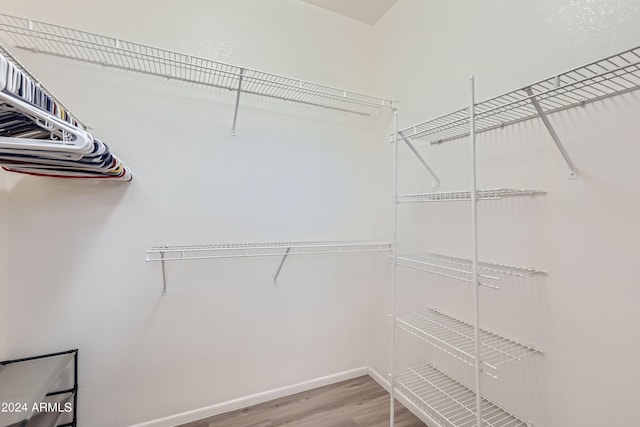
[
  {"left": 231, "top": 68, "right": 245, "bottom": 136},
  {"left": 398, "top": 131, "right": 441, "bottom": 190},
  {"left": 273, "top": 247, "right": 292, "bottom": 286},
  {"left": 160, "top": 248, "right": 168, "bottom": 296},
  {"left": 524, "top": 87, "right": 577, "bottom": 179}
]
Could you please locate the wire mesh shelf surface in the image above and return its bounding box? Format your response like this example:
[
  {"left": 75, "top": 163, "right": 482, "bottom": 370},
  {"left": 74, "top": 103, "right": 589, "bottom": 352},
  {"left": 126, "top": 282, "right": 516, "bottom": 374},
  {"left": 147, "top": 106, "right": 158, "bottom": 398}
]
[
  {"left": 146, "top": 240, "right": 392, "bottom": 261},
  {"left": 397, "top": 45, "right": 640, "bottom": 143},
  {"left": 0, "top": 14, "right": 394, "bottom": 116},
  {"left": 395, "top": 365, "right": 529, "bottom": 427},
  {"left": 397, "top": 189, "right": 545, "bottom": 203},
  {"left": 396, "top": 252, "right": 545, "bottom": 289},
  {"left": 396, "top": 309, "right": 540, "bottom": 378}
]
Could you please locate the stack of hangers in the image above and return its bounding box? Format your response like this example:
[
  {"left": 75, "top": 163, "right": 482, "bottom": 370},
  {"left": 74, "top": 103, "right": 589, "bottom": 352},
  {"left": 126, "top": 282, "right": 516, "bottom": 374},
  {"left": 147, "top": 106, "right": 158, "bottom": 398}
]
[{"left": 0, "top": 53, "right": 132, "bottom": 181}]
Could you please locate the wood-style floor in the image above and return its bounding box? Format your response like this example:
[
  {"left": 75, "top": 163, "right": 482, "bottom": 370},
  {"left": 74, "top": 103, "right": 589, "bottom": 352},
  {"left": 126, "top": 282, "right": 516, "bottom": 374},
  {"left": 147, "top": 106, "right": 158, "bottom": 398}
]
[{"left": 178, "top": 375, "right": 426, "bottom": 427}]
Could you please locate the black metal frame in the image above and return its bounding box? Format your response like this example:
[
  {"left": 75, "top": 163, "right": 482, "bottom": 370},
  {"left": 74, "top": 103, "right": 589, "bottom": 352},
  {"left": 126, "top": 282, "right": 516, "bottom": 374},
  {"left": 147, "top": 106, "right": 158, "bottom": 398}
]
[{"left": 1, "top": 349, "right": 78, "bottom": 427}]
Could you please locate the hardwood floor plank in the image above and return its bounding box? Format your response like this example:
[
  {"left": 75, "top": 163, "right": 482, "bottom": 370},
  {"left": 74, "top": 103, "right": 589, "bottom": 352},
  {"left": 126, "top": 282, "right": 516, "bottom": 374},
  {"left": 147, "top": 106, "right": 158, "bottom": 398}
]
[{"left": 178, "top": 375, "right": 426, "bottom": 427}]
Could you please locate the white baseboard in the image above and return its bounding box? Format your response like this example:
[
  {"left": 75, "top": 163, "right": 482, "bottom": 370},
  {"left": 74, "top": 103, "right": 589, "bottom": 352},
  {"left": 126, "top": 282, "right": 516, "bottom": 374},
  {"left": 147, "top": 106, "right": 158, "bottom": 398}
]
[
  {"left": 367, "top": 366, "right": 440, "bottom": 427},
  {"left": 130, "top": 367, "right": 368, "bottom": 427}
]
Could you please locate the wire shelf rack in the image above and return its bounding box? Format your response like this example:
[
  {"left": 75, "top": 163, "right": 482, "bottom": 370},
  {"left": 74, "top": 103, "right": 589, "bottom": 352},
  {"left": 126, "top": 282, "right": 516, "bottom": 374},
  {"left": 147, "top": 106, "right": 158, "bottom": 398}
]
[
  {"left": 396, "top": 309, "right": 540, "bottom": 378},
  {"left": 396, "top": 252, "right": 545, "bottom": 289},
  {"left": 0, "top": 42, "right": 85, "bottom": 129},
  {"left": 0, "top": 14, "right": 394, "bottom": 116},
  {"left": 397, "top": 45, "right": 640, "bottom": 143},
  {"left": 146, "top": 240, "right": 391, "bottom": 262},
  {"left": 397, "top": 189, "right": 545, "bottom": 203},
  {"left": 395, "top": 364, "right": 530, "bottom": 427}
]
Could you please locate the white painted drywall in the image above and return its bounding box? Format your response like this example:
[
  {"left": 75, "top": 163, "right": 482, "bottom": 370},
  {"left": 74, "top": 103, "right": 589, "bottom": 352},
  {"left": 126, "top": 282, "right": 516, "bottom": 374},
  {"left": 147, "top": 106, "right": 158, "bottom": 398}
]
[
  {"left": 368, "top": 1, "right": 640, "bottom": 426},
  {"left": 0, "top": 1, "right": 389, "bottom": 426},
  {"left": 4, "top": 0, "right": 640, "bottom": 426}
]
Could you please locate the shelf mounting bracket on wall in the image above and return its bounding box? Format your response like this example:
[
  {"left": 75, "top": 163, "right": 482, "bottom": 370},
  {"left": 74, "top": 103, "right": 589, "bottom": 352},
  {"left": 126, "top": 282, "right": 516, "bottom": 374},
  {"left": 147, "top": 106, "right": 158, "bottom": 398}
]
[
  {"left": 231, "top": 68, "right": 245, "bottom": 136},
  {"left": 273, "top": 247, "right": 292, "bottom": 286},
  {"left": 398, "top": 131, "right": 441, "bottom": 190},
  {"left": 524, "top": 87, "right": 577, "bottom": 179},
  {"left": 160, "top": 248, "right": 168, "bottom": 296}
]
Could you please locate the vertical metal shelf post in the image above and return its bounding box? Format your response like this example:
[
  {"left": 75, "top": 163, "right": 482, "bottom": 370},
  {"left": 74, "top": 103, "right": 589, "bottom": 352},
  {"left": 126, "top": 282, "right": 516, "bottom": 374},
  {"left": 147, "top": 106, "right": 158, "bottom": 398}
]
[
  {"left": 470, "top": 76, "right": 482, "bottom": 427},
  {"left": 390, "top": 109, "right": 399, "bottom": 426}
]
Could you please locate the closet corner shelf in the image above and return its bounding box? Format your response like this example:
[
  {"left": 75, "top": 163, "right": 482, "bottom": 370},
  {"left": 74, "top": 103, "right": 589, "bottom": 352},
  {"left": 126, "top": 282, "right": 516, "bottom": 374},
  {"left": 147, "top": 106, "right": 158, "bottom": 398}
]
[
  {"left": 396, "top": 45, "right": 640, "bottom": 144},
  {"left": 396, "top": 252, "right": 545, "bottom": 289},
  {"left": 0, "top": 14, "right": 394, "bottom": 117},
  {"left": 0, "top": 351, "right": 75, "bottom": 426},
  {"left": 396, "top": 309, "right": 540, "bottom": 379},
  {"left": 395, "top": 364, "right": 530, "bottom": 427},
  {"left": 146, "top": 240, "right": 391, "bottom": 262},
  {"left": 397, "top": 189, "right": 545, "bottom": 203}
]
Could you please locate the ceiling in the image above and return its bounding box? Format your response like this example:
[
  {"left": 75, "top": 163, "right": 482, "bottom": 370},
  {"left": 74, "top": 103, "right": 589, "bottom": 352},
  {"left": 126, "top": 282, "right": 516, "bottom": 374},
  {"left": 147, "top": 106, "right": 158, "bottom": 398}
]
[{"left": 300, "top": 0, "right": 398, "bottom": 25}]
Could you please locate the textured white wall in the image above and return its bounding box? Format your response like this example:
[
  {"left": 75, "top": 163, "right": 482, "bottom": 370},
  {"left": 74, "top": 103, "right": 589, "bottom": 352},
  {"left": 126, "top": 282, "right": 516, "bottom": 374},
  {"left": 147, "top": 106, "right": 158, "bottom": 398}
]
[
  {"left": 4, "top": 1, "right": 639, "bottom": 426},
  {"left": 0, "top": 1, "right": 389, "bottom": 426},
  {"left": 369, "top": 1, "right": 640, "bottom": 426}
]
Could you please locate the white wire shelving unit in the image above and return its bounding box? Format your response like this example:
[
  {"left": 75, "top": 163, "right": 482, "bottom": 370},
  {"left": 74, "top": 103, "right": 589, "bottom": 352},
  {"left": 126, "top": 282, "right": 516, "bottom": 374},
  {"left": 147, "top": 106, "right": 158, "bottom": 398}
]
[
  {"left": 395, "top": 45, "right": 640, "bottom": 179},
  {"left": 390, "top": 47, "right": 588, "bottom": 423},
  {"left": 396, "top": 309, "right": 540, "bottom": 379},
  {"left": 146, "top": 240, "right": 391, "bottom": 294},
  {"left": 395, "top": 365, "right": 530, "bottom": 427},
  {"left": 0, "top": 14, "right": 394, "bottom": 134},
  {"left": 396, "top": 252, "right": 545, "bottom": 290},
  {"left": 397, "top": 189, "right": 545, "bottom": 204}
]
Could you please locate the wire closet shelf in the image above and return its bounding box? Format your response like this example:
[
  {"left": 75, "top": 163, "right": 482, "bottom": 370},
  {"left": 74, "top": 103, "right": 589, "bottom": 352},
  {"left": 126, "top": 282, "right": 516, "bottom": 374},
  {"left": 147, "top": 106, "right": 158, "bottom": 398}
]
[
  {"left": 396, "top": 252, "right": 545, "bottom": 289},
  {"left": 397, "top": 189, "right": 545, "bottom": 203},
  {"left": 146, "top": 240, "right": 392, "bottom": 262},
  {"left": 396, "top": 309, "right": 540, "bottom": 379},
  {"left": 396, "top": 46, "right": 640, "bottom": 143},
  {"left": 395, "top": 365, "right": 530, "bottom": 427},
  {"left": 0, "top": 14, "right": 394, "bottom": 116}
]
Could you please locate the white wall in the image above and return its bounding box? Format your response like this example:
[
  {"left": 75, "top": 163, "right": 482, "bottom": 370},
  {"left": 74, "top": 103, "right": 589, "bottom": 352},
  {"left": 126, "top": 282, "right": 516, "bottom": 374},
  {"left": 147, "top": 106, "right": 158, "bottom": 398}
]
[
  {"left": 0, "top": 1, "right": 389, "bottom": 426},
  {"left": 369, "top": 1, "right": 640, "bottom": 426},
  {"left": 4, "top": 1, "right": 640, "bottom": 426}
]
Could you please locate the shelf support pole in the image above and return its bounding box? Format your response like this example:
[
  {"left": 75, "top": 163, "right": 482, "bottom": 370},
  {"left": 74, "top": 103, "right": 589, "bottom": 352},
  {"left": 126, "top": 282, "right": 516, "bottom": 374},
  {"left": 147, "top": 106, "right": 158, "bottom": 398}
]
[
  {"left": 470, "top": 76, "right": 482, "bottom": 427},
  {"left": 390, "top": 109, "right": 399, "bottom": 427},
  {"left": 231, "top": 68, "right": 245, "bottom": 136},
  {"left": 160, "top": 250, "right": 168, "bottom": 296},
  {"left": 398, "top": 131, "right": 441, "bottom": 189},
  {"left": 524, "top": 87, "right": 577, "bottom": 179},
  {"left": 273, "top": 247, "right": 292, "bottom": 286}
]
